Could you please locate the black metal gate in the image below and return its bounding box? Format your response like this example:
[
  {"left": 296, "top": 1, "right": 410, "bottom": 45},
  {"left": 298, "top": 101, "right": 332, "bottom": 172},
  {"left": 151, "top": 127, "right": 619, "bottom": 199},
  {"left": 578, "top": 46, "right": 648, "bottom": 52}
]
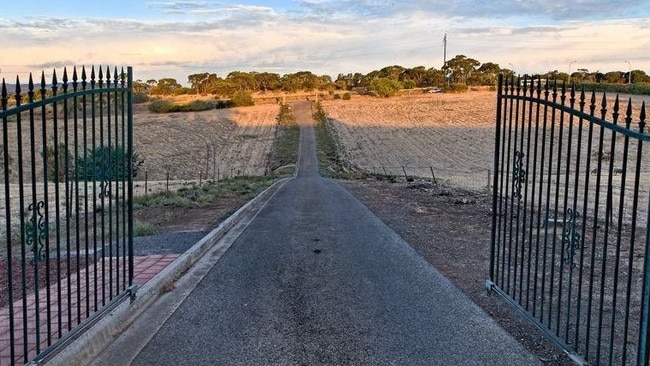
[
  {"left": 0, "top": 66, "right": 134, "bottom": 365},
  {"left": 488, "top": 75, "right": 649, "bottom": 365}
]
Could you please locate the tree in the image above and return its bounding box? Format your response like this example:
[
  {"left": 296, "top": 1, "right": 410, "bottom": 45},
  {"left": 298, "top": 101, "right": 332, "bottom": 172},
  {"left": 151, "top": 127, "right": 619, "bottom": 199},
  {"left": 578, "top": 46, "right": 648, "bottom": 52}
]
[
  {"left": 188, "top": 72, "right": 211, "bottom": 94},
  {"left": 400, "top": 66, "right": 428, "bottom": 87},
  {"left": 369, "top": 78, "right": 402, "bottom": 97},
  {"left": 253, "top": 72, "right": 281, "bottom": 91},
  {"left": 150, "top": 78, "right": 181, "bottom": 95},
  {"left": 226, "top": 71, "right": 257, "bottom": 91},
  {"left": 631, "top": 69, "right": 650, "bottom": 83},
  {"left": 378, "top": 65, "right": 405, "bottom": 80},
  {"left": 444, "top": 55, "right": 481, "bottom": 85},
  {"left": 604, "top": 71, "right": 624, "bottom": 84},
  {"left": 477, "top": 62, "right": 501, "bottom": 85}
]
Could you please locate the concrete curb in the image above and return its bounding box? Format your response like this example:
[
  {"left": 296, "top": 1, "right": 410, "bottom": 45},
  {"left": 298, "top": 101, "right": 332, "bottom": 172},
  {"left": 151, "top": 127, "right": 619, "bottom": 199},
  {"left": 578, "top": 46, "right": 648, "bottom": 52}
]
[{"left": 46, "top": 177, "right": 291, "bottom": 366}]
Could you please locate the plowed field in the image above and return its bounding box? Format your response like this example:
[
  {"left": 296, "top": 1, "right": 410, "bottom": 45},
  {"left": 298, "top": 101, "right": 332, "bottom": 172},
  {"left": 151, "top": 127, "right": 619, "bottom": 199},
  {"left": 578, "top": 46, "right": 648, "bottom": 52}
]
[
  {"left": 321, "top": 91, "right": 497, "bottom": 190},
  {"left": 134, "top": 103, "right": 279, "bottom": 182}
]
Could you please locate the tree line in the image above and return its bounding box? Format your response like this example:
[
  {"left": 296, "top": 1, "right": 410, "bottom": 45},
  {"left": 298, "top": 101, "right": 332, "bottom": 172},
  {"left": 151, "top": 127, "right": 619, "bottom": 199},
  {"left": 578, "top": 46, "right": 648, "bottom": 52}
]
[{"left": 135, "top": 54, "right": 650, "bottom": 97}]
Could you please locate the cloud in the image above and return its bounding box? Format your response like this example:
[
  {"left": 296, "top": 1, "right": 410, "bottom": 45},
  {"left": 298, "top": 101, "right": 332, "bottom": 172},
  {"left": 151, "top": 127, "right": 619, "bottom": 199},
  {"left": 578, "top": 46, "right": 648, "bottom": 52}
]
[{"left": 1, "top": 1, "right": 648, "bottom": 84}]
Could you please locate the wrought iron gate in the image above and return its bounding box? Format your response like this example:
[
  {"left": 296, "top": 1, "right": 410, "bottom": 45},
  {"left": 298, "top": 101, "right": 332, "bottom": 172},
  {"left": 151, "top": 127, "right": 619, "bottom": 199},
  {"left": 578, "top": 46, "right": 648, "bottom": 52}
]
[
  {"left": 0, "top": 66, "right": 134, "bottom": 364},
  {"left": 488, "top": 75, "right": 649, "bottom": 365}
]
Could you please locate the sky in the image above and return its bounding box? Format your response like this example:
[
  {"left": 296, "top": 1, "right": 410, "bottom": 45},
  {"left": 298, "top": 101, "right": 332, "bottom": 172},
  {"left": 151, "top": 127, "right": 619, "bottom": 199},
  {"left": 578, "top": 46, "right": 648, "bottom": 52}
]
[{"left": 1, "top": 0, "right": 649, "bottom": 85}]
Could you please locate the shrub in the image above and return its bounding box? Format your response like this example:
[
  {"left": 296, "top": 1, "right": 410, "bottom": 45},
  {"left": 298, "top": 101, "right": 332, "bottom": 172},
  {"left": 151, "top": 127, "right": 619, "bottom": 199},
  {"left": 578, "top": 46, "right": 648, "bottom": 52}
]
[
  {"left": 149, "top": 100, "right": 180, "bottom": 113},
  {"left": 342, "top": 93, "right": 352, "bottom": 100},
  {"left": 369, "top": 78, "right": 403, "bottom": 97},
  {"left": 75, "top": 145, "right": 144, "bottom": 181},
  {"left": 132, "top": 92, "right": 150, "bottom": 104},
  {"left": 230, "top": 90, "right": 255, "bottom": 107},
  {"left": 333, "top": 94, "right": 341, "bottom": 100},
  {"left": 215, "top": 100, "right": 233, "bottom": 109},
  {"left": 403, "top": 80, "right": 417, "bottom": 89},
  {"left": 179, "top": 100, "right": 214, "bottom": 112},
  {"left": 445, "top": 83, "right": 469, "bottom": 93}
]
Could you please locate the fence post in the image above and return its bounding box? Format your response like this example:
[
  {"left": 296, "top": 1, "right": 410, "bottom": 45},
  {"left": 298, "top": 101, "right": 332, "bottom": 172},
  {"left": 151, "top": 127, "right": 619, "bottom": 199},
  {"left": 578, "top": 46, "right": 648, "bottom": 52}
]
[
  {"left": 144, "top": 170, "right": 148, "bottom": 196},
  {"left": 487, "top": 169, "right": 491, "bottom": 192},
  {"left": 401, "top": 166, "right": 408, "bottom": 180},
  {"left": 382, "top": 166, "right": 387, "bottom": 176},
  {"left": 166, "top": 171, "right": 169, "bottom": 192},
  {"left": 430, "top": 166, "right": 437, "bottom": 184},
  {"left": 212, "top": 149, "right": 216, "bottom": 180}
]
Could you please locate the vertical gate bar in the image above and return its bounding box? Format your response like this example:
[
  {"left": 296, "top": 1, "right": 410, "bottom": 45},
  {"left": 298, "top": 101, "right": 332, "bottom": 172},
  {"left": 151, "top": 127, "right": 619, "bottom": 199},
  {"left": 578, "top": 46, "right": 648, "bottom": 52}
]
[
  {"left": 38, "top": 71, "right": 51, "bottom": 354},
  {"left": 562, "top": 86, "right": 578, "bottom": 342},
  {"left": 611, "top": 98, "right": 633, "bottom": 364},
  {"left": 72, "top": 67, "right": 81, "bottom": 330},
  {"left": 539, "top": 80, "right": 552, "bottom": 324},
  {"left": 503, "top": 76, "right": 516, "bottom": 293},
  {"left": 49, "top": 69, "right": 62, "bottom": 347},
  {"left": 573, "top": 88, "right": 588, "bottom": 350},
  {"left": 490, "top": 74, "right": 504, "bottom": 282},
  {"left": 514, "top": 77, "right": 527, "bottom": 303},
  {"left": 2, "top": 78, "right": 17, "bottom": 364},
  {"left": 127, "top": 66, "right": 134, "bottom": 287},
  {"left": 16, "top": 77, "right": 29, "bottom": 364},
  {"left": 552, "top": 82, "right": 567, "bottom": 336},
  {"left": 522, "top": 78, "right": 536, "bottom": 311},
  {"left": 105, "top": 66, "right": 113, "bottom": 300},
  {"left": 121, "top": 69, "right": 128, "bottom": 290},
  {"left": 637, "top": 102, "right": 649, "bottom": 366},
  {"left": 595, "top": 94, "right": 610, "bottom": 363},
  {"left": 530, "top": 78, "right": 544, "bottom": 317},
  {"left": 90, "top": 66, "right": 99, "bottom": 313},
  {"left": 82, "top": 66, "right": 90, "bottom": 321},
  {"left": 111, "top": 67, "right": 120, "bottom": 294},
  {"left": 584, "top": 91, "right": 599, "bottom": 360},
  {"left": 497, "top": 76, "right": 510, "bottom": 288},
  {"left": 510, "top": 77, "right": 522, "bottom": 299},
  {"left": 546, "top": 81, "right": 562, "bottom": 332},
  {"left": 61, "top": 68, "right": 70, "bottom": 339},
  {"left": 98, "top": 67, "right": 106, "bottom": 307},
  {"left": 606, "top": 96, "right": 623, "bottom": 365},
  {"left": 29, "top": 74, "right": 41, "bottom": 356}
]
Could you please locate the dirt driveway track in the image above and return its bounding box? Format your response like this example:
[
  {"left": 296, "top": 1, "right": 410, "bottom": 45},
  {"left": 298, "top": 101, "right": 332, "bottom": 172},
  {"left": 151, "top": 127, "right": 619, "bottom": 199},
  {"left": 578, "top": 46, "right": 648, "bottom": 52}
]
[{"left": 106, "top": 101, "right": 540, "bottom": 365}]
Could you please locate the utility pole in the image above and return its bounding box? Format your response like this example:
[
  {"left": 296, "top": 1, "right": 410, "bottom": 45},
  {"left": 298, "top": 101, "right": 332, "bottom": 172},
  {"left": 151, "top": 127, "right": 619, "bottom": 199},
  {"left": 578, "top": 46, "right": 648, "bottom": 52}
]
[{"left": 442, "top": 32, "right": 447, "bottom": 68}]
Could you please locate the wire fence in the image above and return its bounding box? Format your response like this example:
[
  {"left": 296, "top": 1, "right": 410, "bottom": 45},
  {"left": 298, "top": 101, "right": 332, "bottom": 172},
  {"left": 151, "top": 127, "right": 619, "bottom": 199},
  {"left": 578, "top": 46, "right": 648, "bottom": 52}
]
[
  {"left": 132, "top": 164, "right": 270, "bottom": 197},
  {"left": 360, "top": 165, "right": 493, "bottom": 192}
]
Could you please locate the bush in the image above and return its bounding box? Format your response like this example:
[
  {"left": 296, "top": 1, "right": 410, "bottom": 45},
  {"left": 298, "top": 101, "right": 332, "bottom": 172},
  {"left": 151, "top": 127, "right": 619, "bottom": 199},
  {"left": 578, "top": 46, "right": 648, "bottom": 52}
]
[
  {"left": 369, "top": 78, "right": 403, "bottom": 97},
  {"left": 445, "top": 83, "right": 469, "bottom": 93},
  {"left": 215, "top": 100, "right": 233, "bottom": 109},
  {"left": 179, "top": 100, "right": 214, "bottom": 112},
  {"left": 230, "top": 90, "right": 255, "bottom": 107},
  {"left": 333, "top": 94, "right": 341, "bottom": 99},
  {"left": 132, "top": 92, "right": 150, "bottom": 104},
  {"left": 403, "top": 80, "right": 417, "bottom": 89},
  {"left": 148, "top": 99, "right": 215, "bottom": 113},
  {"left": 75, "top": 145, "right": 144, "bottom": 181},
  {"left": 342, "top": 93, "right": 352, "bottom": 100},
  {"left": 149, "top": 100, "right": 180, "bottom": 113}
]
